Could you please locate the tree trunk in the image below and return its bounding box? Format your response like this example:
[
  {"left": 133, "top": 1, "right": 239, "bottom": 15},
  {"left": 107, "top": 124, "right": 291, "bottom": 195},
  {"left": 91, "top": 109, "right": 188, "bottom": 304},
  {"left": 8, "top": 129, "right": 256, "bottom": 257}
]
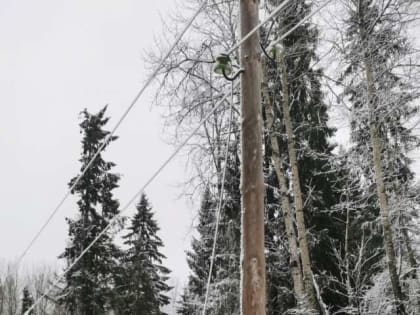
[
  {"left": 355, "top": 1, "right": 407, "bottom": 313},
  {"left": 401, "top": 217, "right": 418, "bottom": 279},
  {"left": 362, "top": 40, "right": 407, "bottom": 315},
  {"left": 402, "top": 219, "right": 420, "bottom": 313},
  {"left": 276, "top": 51, "right": 319, "bottom": 313},
  {"left": 261, "top": 60, "right": 306, "bottom": 308},
  {"left": 343, "top": 191, "right": 358, "bottom": 312}
]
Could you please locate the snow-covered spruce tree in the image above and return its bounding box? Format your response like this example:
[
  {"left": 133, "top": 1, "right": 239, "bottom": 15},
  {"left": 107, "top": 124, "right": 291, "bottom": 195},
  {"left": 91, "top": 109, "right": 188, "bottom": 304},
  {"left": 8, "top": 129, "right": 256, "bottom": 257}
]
[
  {"left": 21, "top": 287, "right": 35, "bottom": 315},
  {"left": 177, "top": 189, "right": 216, "bottom": 314},
  {"left": 263, "top": 0, "right": 345, "bottom": 312},
  {"left": 177, "top": 287, "right": 195, "bottom": 315},
  {"left": 178, "top": 145, "right": 242, "bottom": 315},
  {"left": 58, "top": 106, "right": 121, "bottom": 315},
  {"left": 340, "top": 0, "right": 420, "bottom": 313},
  {"left": 3, "top": 266, "right": 19, "bottom": 315},
  {"left": 0, "top": 279, "right": 4, "bottom": 314},
  {"left": 114, "top": 194, "right": 171, "bottom": 315},
  {"left": 207, "top": 144, "right": 241, "bottom": 315}
]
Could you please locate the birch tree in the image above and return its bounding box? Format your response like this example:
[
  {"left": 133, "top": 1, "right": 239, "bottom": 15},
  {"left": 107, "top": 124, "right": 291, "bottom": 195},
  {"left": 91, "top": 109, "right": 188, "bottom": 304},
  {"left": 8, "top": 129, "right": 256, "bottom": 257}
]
[{"left": 339, "top": 0, "right": 420, "bottom": 313}]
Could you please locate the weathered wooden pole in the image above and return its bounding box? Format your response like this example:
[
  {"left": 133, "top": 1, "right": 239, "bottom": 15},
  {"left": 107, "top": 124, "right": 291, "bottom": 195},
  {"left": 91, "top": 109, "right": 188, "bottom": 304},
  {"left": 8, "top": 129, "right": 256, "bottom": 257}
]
[{"left": 240, "top": 0, "right": 266, "bottom": 314}]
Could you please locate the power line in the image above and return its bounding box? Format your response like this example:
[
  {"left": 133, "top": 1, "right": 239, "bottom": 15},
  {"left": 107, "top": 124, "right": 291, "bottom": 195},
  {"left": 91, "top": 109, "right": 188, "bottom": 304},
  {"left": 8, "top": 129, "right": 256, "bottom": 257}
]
[
  {"left": 267, "top": 0, "right": 333, "bottom": 50},
  {"left": 202, "top": 83, "right": 234, "bottom": 315},
  {"left": 16, "top": 0, "right": 208, "bottom": 267},
  {"left": 24, "top": 81, "right": 240, "bottom": 315},
  {"left": 226, "top": 0, "right": 292, "bottom": 55},
  {"left": 225, "top": 0, "right": 330, "bottom": 58}
]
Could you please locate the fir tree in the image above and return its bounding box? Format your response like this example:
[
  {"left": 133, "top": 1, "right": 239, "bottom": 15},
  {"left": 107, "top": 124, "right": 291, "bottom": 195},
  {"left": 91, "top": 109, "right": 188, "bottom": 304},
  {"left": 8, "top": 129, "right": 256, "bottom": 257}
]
[
  {"left": 178, "top": 141, "right": 242, "bottom": 315},
  {"left": 115, "top": 194, "right": 171, "bottom": 315},
  {"left": 21, "top": 287, "right": 34, "bottom": 315},
  {"left": 177, "top": 287, "right": 196, "bottom": 315},
  {"left": 264, "top": 171, "right": 296, "bottom": 314},
  {"left": 59, "top": 106, "right": 121, "bottom": 315},
  {"left": 178, "top": 189, "right": 216, "bottom": 314},
  {"left": 208, "top": 146, "right": 241, "bottom": 315},
  {"left": 263, "top": 0, "right": 344, "bottom": 311}
]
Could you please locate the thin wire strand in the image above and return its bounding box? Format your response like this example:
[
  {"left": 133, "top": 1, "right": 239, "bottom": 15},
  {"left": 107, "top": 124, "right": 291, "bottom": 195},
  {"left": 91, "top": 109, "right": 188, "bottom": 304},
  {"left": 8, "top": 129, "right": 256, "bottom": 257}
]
[
  {"left": 24, "top": 81, "right": 240, "bottom": 315},
  {"left": 16, "top": 1, "right": 208, "bottom": 267},
  {"left": 226, "top": 0, "right": 292, "bottom": 55},
  {"left": 201, "top": 82, "right": 234, "bottom": 315},
  {"left": 267, "top": 0, "right": 333, "bottom": 50}
]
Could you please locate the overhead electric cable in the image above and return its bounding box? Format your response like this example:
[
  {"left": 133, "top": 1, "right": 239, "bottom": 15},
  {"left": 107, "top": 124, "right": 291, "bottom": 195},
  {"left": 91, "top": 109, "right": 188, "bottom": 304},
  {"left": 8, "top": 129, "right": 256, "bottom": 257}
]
[
  {"left": 226, "top": 0, "right": 292, "bottom": 55},
  {"left": 267, "top": 0, "right": 333, "bottom": 50},
  {"left": 225, "top": 0, "right": 330, "bottom": 56},
  {"left": 202, "top": 83, "right": 235, "bottom": 315},
  {"left": 24, "top": 81, "right": 240, "bottom": 315},
  {"left": 16, "top": 1, "right": 208, "bottom": 267}
]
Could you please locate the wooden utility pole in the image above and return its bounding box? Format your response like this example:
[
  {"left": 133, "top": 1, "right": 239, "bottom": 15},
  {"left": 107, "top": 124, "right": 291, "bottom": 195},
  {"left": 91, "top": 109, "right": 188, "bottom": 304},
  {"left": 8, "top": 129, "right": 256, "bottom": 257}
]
[{"left": 240, "top": 0, "right": 266, "bottom": 314}]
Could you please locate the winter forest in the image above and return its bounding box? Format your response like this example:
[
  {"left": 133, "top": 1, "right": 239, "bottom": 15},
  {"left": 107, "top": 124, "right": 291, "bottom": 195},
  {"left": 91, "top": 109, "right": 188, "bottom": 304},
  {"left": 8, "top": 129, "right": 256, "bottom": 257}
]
[{"left": 2, "top": 0, "right": 420, "bottom": 314}]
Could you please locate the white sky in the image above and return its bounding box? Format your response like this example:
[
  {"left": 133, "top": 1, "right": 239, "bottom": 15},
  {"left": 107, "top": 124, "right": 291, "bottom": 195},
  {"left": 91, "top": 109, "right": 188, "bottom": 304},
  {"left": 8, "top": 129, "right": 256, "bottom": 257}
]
[{"left": 0, "top": 0, "right": 196, "bottom": 286}]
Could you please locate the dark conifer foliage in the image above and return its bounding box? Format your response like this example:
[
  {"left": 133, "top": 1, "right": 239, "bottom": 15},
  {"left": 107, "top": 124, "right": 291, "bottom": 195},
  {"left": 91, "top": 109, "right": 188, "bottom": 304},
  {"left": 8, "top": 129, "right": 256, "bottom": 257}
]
[
  {"left": 262, "top": 146, "right": 296, "bottom": 314},
  {"left": 263, "top": 0, "right": 344, "bottom": 310},
  {"left": 21, "top": 287, "right": 34, "bottom": 315},
  {"left": 178, "top": 143, "right": 242, "bottom": 315},
  {"left": 177, "top": 189, "right": 217, "bottom": 314},
  {"left": 58, "top": 106, "right": 121, "bottom": 315},
  {"left": 210, "top": 147, "right": 241, "bottom": 315},
  {"left": 114, "top": 194, "right": 171, "bottom": 315},
  {"left": 177, "top": 288, "right": 195, "bottom": 315}
]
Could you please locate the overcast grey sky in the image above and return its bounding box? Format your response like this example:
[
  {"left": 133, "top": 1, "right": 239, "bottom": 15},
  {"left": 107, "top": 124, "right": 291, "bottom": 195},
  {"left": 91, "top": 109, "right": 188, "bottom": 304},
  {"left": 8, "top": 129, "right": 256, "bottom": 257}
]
[{"left": 0, "top": 0, "right": 196, "bottom": 284}]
